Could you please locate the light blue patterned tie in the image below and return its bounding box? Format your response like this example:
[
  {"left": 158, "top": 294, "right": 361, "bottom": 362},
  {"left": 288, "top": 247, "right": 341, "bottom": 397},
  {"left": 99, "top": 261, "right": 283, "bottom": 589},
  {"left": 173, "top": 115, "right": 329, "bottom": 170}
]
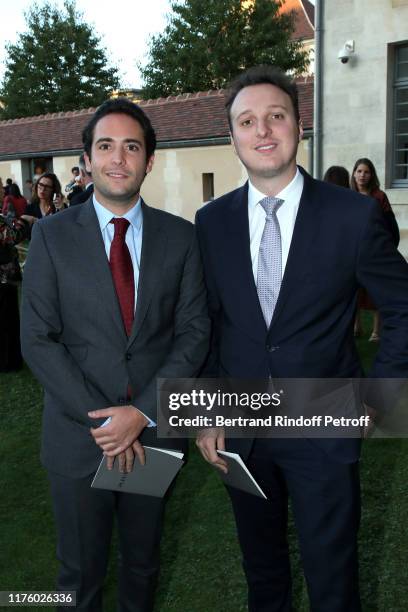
[{"left": 256, "top": 197, "right": 284, "bottom": 327}]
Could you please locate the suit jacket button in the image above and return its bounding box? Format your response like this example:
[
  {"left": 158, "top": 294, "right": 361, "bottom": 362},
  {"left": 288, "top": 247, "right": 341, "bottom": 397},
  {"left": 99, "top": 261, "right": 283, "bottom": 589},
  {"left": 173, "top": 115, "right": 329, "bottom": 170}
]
[
  {"left": 125, "top": 352, "right": 132, "bottom": 361},
  {"left": 267, "top": 345, "right": 278, "bottom": 352}
]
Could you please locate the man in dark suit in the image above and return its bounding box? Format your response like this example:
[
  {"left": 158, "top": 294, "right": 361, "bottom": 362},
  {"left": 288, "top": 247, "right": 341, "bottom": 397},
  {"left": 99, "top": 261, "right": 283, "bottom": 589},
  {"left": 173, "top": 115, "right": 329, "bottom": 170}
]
[
  {"left": 69, "top": 153, "right": 94, "bottom": 206},
  {"left": 196, "top": 66, "right": 408, "bottom": 611},
  {"left": 21, "top": 98, "right": 209, "bottom": 611}
]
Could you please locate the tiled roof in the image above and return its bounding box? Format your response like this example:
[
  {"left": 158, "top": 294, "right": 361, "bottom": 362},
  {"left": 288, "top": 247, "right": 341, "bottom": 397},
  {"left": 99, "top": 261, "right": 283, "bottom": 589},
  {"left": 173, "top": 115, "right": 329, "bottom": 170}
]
[
  {"left": 301, "top": 0, "right": 315, "bottom": 27},
  {"left": 139, "top": 90, "right": 229, "bottom": 143},
  {"left": 280, "top": 0, "right": 315, "bottom": 40},
  {"left": 0, "top": 108, "right": 96, "bottom": 156},
  {"left": 0, "top": 78, "right": 314, "bottom": 157}
]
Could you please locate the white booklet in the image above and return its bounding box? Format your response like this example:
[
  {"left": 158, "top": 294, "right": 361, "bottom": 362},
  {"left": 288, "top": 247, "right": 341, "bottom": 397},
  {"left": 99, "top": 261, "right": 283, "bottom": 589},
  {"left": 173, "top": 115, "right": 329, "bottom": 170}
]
[
  {"left": 91, "top": 446, "right": 184, "bottom": 497},
  {"left": 217, "top": 450, "right": 267, "bottom": 499}
]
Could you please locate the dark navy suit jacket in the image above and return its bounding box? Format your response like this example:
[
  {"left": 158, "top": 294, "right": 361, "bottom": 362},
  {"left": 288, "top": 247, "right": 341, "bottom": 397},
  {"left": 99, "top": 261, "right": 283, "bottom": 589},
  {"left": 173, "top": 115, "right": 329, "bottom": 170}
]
[{"left": 196, "top": 168, "right": 408, "bottom": 462}]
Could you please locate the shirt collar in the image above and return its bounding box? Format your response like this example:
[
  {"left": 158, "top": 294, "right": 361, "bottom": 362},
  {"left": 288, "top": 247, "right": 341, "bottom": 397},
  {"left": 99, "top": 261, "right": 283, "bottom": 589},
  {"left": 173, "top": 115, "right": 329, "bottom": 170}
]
[
  {"left": 92, "top": 195, "right": 143, "bottom": 233},
  {"left": 248, "top": 167, "right": 303, "bottom": 210}
]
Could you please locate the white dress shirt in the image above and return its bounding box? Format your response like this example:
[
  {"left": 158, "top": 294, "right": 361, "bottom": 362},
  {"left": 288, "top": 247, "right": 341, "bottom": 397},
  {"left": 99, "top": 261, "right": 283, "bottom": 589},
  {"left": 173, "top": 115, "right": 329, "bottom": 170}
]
[
  {"left": 248, "top": 168, "right": 304, "bottom": 281},
  {"left": 92, "top": 196, "right": 155, "bottom": 426},
  {"left": 92, "top": 195, "right": 143, "bottom": 310}
]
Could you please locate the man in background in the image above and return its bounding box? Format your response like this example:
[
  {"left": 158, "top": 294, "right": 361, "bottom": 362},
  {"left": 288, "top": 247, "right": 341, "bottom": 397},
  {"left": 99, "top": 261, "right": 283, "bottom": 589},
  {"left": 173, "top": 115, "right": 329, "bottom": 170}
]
[
  {"left": 69, "top": 153, "right": 94, "bottom": 206},
  {"left": 64, "top": 165, "right": 80, "bottom": 192},
  {"left": 4, "top": 178, "right": 13, "bottom": 196},
  {"left": 23, "top": 179, "right": 33, "bottom": 203}
]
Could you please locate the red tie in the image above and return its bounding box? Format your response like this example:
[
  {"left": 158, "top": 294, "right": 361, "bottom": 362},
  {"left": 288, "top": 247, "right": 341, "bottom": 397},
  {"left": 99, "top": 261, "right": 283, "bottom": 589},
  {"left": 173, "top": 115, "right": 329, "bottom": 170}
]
[{"left": 109, "top": 218, "right": 135, "bottom": 336}]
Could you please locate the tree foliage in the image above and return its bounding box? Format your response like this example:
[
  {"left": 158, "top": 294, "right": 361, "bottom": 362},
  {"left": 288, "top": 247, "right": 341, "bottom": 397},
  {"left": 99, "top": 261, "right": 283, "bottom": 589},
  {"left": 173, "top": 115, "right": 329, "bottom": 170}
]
[
  {"left": 140, "top": 0, "right": 309, "bottom": 99},
  {"left": 0, "top": 0, "right": 120, "bottom": 119}
]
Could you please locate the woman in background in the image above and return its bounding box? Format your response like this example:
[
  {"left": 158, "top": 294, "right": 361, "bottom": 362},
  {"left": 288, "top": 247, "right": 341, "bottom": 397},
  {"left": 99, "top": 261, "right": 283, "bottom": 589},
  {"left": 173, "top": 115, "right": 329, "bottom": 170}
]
[
  {"left": 2, "top": 183, "right": 28, "bottom": 218},
  {"left": 25, "top": 172, "right": 61, "bottom": 218},
  {"left": 351, "top": 158, "right": 400, "bottom": 341}
]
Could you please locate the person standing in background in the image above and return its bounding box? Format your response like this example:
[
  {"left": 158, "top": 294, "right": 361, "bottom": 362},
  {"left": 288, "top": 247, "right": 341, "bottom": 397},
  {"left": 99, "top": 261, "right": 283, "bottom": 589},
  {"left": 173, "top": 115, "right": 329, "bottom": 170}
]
[
  {"left": 25, "top": 172, "right": 60, "bottom": 218},
  {"left": 23, "top": 179, "right": 33, "bottom": 204},
  {"left": 323, "top": 165, "right": 350, "bottom": 189},
  {"left": 4, "top": 178, "right": 13, "bottom": 197},
  {"left": 70, "top": 153, "right": 94, "bottom": 206},
  {"left": 2, "top": 183, "right": 28, "bottom": 218},
  {"left": 53, "top": 191, "right": 68, "bottom": 211},
  {"left": 351, "top": 157, "right": 400, "bottom": 341},
  {"left": 0, "top": 213, "right": 35, "bottom": 371},
  {"left": 64, "top": 166, "right": 80, "bottom": 193},
  {"left": 33, "top": 165, "right": 45, "bottom": 183}
]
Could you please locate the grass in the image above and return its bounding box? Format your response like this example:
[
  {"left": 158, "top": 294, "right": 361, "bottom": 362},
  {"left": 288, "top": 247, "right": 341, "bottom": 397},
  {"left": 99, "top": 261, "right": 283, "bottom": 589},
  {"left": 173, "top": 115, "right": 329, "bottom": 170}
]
[{"left": 0, "top": 311, "right": 407, "bottom": 611}]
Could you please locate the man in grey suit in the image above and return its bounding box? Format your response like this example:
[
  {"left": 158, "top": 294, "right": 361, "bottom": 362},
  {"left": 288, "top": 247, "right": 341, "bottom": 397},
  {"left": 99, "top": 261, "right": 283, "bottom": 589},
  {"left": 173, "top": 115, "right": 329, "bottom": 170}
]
[{"left": 21, "top": 98, "right": 210, "bottom": 611}]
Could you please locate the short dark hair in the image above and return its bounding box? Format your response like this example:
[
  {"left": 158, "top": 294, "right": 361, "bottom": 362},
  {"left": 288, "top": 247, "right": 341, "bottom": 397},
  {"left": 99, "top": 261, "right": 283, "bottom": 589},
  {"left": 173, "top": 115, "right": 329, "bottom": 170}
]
[
  {"left": 6, "top": 178, "right": 13, "bottom": 186},
  {"left": 323, "top": 166, "right": 350, "bottom": 189},
  {"left": 82, "top": 98, "right": 156, "bottom": 161},
  {"left": 225, "top": 65, "right": 300, "bottom": 132},
  {"left": 350, "top": 157, "right": 380, "bottom": 194},
  {"left": 71, "top": 166, "right": 79, "bottom": 175}
]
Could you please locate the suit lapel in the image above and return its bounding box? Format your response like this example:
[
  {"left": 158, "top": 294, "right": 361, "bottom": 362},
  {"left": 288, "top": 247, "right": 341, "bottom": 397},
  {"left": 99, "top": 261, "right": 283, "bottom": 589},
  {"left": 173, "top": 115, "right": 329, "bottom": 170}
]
[
  {"left": 128, "top": 201, "right": 166, "bottom": 346},
  {"left": 226, "top": 185, "right": 269, "bottom": 338},
  {"left": 75, "top": 200, "right": 127, "bottom": 339},
  {"left": 271, "top": 169, "right": 321, "bottom": 327}
]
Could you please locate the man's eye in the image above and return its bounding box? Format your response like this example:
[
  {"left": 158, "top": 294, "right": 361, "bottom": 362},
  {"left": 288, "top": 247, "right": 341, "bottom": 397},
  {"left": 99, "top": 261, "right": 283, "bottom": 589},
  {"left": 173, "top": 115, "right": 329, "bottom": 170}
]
[
  {"left": 99, "top": 143, "right": 110, "bottom": 150},
  {"left": 271, "top": 113, "right": 284, "bottom": 120},
  {"left": 127, "top": 144, "right": 139, "bottom": 152},
  {"left": 241, "top": 119, "right": 252, "bottom": 127}
]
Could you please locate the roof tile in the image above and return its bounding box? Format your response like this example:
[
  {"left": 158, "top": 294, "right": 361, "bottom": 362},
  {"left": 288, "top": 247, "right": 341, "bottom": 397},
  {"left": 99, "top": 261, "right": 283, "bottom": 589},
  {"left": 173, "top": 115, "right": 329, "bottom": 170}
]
[{"left": 279, "top": 0, "right": 315, "bottom": 40}]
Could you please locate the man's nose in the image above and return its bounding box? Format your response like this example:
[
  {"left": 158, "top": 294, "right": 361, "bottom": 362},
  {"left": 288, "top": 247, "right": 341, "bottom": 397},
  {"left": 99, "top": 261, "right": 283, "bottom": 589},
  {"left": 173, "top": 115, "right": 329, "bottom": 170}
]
[
  {"left": 256, "top": 118, "right": 270, "bottom": 138},
  {"left": 111, "top": 147, "right": 126, "bottom": 164}
]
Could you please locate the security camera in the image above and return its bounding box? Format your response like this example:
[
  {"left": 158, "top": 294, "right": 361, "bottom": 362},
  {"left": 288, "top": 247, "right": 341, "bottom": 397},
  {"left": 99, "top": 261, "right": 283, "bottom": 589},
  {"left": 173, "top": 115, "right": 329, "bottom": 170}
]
[
  {"left": 338, "top": 47, "right": 352, "bottom": 64},
  {"left": 337, "top": 40, "right": 355, "bottom": 64}
]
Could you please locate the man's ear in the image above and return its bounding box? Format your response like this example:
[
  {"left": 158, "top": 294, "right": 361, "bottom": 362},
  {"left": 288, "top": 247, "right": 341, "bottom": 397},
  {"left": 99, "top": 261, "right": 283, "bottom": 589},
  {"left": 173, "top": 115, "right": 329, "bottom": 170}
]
[
  {"left": 84, "top": 152, "right": 92, "bottom": 173},
  {"left": 229, "top": 131, "right": 238, "bottom": 157},
  {"left": 298, "top": 119, "right": 304, "bottom": 142},
  {"left": 146, "top": 154, "right": 155, "bottom": 175}
]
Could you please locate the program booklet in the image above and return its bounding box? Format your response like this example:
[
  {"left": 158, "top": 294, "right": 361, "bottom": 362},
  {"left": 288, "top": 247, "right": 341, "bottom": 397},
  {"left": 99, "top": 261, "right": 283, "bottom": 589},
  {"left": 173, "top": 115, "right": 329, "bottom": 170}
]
[
  {"left": 91, "top": 446, "right": 184, "bottom": 497},
  {"left": 217, "top": 450, "right": 267, "bottom": 499}
]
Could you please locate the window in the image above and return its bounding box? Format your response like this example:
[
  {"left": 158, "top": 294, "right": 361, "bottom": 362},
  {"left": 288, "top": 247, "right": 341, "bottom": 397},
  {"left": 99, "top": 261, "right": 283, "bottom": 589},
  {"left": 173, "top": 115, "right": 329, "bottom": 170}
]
[
  {"left": 392, "top": 44, "right": 408, "bottom": 186},
  {"left": 202, "top": 173, "right": 214, "bottom": 202}
]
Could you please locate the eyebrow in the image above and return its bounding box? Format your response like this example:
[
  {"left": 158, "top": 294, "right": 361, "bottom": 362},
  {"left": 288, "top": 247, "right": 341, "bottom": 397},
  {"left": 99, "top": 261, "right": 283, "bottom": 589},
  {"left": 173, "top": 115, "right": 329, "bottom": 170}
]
[
  {"left": 94, "top": 137, "right": 144, "bottom": 146},
  {"left": 235, "top": 104, "right": 288, "bottom": 119}
]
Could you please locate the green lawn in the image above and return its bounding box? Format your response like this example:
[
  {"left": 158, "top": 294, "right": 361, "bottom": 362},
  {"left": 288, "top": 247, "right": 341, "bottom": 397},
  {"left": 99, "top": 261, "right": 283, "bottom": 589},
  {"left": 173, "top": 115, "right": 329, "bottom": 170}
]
[{"left": 0, "top": 311, "right": 407, "bottom": 611}]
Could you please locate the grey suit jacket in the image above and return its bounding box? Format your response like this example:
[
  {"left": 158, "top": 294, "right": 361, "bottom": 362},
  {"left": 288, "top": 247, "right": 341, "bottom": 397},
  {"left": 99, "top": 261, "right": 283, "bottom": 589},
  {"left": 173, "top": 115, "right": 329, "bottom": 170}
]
[{"left": 21, "top": 199, "right": 210, "bottom": 477}]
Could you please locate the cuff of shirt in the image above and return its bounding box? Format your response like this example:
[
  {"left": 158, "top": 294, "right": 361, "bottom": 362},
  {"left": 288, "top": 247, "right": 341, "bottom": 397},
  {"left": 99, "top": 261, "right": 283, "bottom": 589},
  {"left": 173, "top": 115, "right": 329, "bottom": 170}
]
[{"left": 100, "top": 412, "right": 156, "bottom": 429}]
